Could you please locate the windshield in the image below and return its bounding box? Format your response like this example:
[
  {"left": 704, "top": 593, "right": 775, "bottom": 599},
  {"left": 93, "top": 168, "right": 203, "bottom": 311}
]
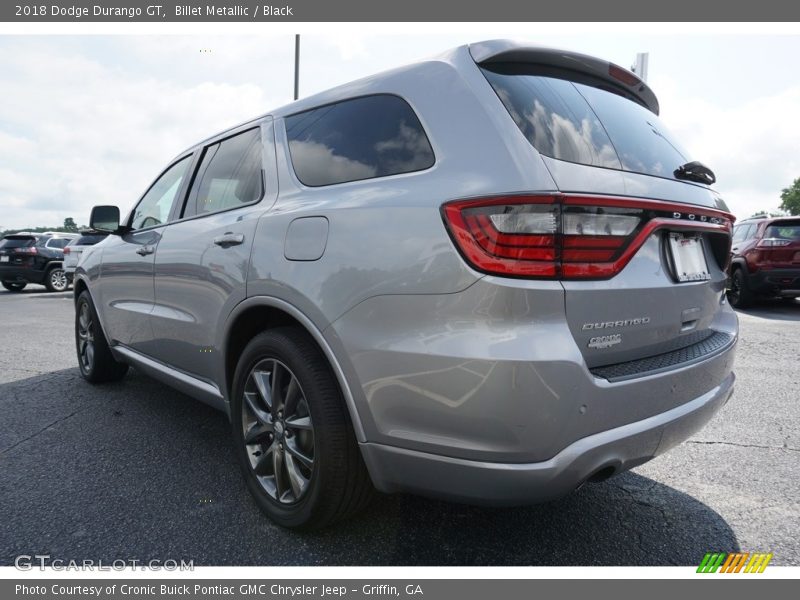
[{"left": 481, "top": 65, "right": 693, "bottom": 181}]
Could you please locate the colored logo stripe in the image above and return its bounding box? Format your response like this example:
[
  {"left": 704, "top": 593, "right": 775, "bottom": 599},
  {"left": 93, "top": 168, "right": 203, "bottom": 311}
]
[{"left": 697, "top": 552, "right": 772, "bottom": 573}]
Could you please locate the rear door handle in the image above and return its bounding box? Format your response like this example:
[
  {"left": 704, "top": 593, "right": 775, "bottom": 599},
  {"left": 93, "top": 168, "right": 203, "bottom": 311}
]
[
  {"left": 135, "top": 245, "right": 155, "bottom": 256},
  {"left": 213, "top": 233, "right": 245, "bottom": 247}
]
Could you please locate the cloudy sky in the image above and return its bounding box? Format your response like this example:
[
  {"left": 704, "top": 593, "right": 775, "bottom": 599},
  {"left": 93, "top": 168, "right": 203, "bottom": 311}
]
[{"left": 0, "top": 32, "right": 798, "bottom": 229}]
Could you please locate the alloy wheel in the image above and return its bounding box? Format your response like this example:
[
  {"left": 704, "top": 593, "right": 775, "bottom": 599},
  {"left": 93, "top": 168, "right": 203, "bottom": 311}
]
[
  {"left": 77, "top": 302, "right": 95, "bottom": 372},
  {"left": 728, "top": 273, "right": 741, "bottom": 305},
  {"left": 50, "top": 269, "right": 68, "bottom": 292},
  {"left": 241, "top": 359, "right": 315, "bottom": 504}
]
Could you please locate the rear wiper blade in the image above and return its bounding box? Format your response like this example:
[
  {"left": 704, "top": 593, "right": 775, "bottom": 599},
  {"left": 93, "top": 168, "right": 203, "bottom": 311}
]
[{"left": 674, "top": 161, "right": 716, "bottom": 185}]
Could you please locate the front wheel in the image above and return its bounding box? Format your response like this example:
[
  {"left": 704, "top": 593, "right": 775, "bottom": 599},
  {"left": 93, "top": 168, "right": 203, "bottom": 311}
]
[
  {"left": 231, "top": 327, "right": 373, "bottom": 529},
  {"left": 45, "top": 266, "right": 69, "bottom": 292},
  {"left": 75, "top": 291, "right": 129, "bottom": 383},
  {"left": 2, "top": 281, "right": 26, "bottom": 292}
]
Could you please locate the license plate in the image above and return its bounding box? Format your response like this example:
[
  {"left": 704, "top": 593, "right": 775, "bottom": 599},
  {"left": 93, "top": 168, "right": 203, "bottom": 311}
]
[
  {"left": 668, "top": 233, "right": 710, "bottom": 282},
  {"left": 0, "top": 256, "right": 8, "bottom": 262}
]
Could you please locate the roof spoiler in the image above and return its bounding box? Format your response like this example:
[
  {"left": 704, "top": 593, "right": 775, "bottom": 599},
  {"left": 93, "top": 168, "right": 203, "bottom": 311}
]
[{"left": 469, "top": 40, "right": 660, "bottom": 115}]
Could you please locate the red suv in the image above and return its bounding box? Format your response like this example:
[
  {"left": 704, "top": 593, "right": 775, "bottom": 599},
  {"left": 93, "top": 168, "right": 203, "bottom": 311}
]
[{"left": 727, "top": 216, "right": 800, "bottom": 308}]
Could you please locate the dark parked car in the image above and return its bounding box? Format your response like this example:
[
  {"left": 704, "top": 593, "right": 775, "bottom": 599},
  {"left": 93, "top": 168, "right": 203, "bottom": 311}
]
[
  {"left": 727, "top": 216, "right": 800, "bottom": 308},
  {"left": 0, "top": 232, "right": 78, "bottom": 292}
]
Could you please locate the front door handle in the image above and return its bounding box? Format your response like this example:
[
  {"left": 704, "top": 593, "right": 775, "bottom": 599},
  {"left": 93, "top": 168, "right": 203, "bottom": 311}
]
[
  {"left": 213, "top": 233, "right": 245, "bottom": 247},
  {"left": 135, "top": 245, "right": 155, "bottom": 256}
]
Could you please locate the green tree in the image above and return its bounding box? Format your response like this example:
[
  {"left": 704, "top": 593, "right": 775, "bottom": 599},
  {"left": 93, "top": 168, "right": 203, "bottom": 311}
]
[
  {"left": 780, "top": 177, "right": 800, "bottom": 215},
  {"left": 63, "top": 217, "right": 77, "bottom": 231}
]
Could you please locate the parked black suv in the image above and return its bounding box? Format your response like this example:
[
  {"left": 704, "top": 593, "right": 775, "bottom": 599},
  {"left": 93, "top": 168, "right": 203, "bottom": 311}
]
[
  {"left": 728, "top": 216, "right": 800, "bottom": 308},
  {"left": 0, "top": 232, "right": 78, "bottom": 292}
]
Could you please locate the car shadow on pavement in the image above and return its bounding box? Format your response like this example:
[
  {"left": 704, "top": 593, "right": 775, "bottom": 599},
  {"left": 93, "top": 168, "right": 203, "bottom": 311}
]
[
  {"left": 734, "top": 298, "right": 800, "bottom": 321},
  {"left": 0, "top": 286, "right": 69, "bottom": 296},
  {"left": 0, "top": 367, "right": 738, "bottom": 567}
]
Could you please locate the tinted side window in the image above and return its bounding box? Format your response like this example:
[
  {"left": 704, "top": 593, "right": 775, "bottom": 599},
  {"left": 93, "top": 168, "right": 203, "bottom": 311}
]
[
  {"left": 75, "top": 234, "right": 108, "bottom": 246},
  {"left": 46, "top": 238, "right": 70, "bottom": 249},
  {"left": 131, "top": 156, "right": 192, "bottom": 230},
  {"left": 184, "top": 127, "right": 263, "bottom": 218},
  {"left": 285, "top": 95, "right": 435, "bottom": 187},
  {"left": 732, "top": 224, "right": 750, "bottom": 243}
]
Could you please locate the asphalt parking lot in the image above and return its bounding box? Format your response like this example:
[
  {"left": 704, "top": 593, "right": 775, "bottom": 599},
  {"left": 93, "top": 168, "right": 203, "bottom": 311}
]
[{"left": 0, "top": 285, "right": 798, "bottom": 566}]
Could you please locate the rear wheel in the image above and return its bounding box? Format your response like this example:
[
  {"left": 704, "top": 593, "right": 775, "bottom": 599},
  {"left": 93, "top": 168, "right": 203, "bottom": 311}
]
[
  {"left": 727, "top": 268, "right": 755, "bottom": 309},
  {"left": 45, "top": 266, "right": 69, "bottom": 292},
  {"left": 75, "top": 291, "right": 129, "bottom": 383},
  {"left": 2, "top": 281, "right": 26, "bottom": 292},
  {"left": 231, "top": 327, "right": 373, "bottom": 529}
]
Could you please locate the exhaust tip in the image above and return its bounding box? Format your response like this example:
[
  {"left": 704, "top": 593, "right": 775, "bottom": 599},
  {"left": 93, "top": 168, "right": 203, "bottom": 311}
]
[{"left": 587, "top": 465, "right": 618, "bottom": 483}]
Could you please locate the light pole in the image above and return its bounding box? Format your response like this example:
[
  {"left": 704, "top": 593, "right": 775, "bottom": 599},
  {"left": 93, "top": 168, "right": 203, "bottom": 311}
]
[
  {"left": 632, "top": 52, "right": 649, "bottom": 82},
  {"left": 294, "top": 34, "right": 300, "bottom": 100}
]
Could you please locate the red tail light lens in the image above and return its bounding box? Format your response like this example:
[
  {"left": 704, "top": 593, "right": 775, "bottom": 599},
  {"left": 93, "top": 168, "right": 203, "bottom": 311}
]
[
  {"left": 442, "top": 194, "right": 733, "bottom": 280},
  {"left": 63, "top": 246, "right": 71, "bottom": 254},
  {"left": 442, "top": 196, "right": 558, "bottom": 277}
]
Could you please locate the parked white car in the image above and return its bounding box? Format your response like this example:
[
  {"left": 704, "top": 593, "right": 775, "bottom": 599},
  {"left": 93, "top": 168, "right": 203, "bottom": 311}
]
[{"left": 63, "top": 232, "right": 108, "bottom": 278}]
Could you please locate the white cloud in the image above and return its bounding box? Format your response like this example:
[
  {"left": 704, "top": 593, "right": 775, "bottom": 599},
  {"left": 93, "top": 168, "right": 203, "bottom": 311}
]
[
  {"left": 0, "top": 37, "right": 282, "bottom": 230},
  {"left": 288, "top": 140, "right": 376, "bottom": 185},
  {"left": 653, "top": 74, "right": 800, "bottom": 218},
  {"left": 0, "top": 34, "right": 798, "bottom": 230}
]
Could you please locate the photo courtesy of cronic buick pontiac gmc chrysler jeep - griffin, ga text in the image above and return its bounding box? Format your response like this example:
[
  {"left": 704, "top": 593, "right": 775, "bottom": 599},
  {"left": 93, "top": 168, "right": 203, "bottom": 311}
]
[{"left": 72, "top": 40, "right": 738, "bottom": 529}]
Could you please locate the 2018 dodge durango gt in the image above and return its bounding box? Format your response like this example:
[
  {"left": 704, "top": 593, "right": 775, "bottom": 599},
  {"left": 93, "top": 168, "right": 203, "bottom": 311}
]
[{"left": 73, "top": 40, "right": 738, "bottom": 529}]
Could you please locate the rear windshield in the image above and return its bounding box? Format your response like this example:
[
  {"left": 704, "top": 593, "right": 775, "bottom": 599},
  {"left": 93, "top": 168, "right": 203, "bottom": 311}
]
[
  {"left": 0, "top": 236, "right": 36, "bottom": 248},
  {"left": 764, "top": 221, "right": 800, "bottom": 240},
  {"left": 480, "top": 65, "right": 692, "bottom": 181}
]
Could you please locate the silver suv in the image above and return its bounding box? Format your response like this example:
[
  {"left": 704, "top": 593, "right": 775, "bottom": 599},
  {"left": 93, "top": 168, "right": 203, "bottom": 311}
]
[{"left": 74, "top": 40, "right": 738, "bottom": 529}]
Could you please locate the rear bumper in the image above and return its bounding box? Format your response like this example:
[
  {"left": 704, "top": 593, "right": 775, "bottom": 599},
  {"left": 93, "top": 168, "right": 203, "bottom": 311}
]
[
  {"left": 746, "top": 268, "right": 800, "bottom": 296},
  {"left": 361, "top": 371, "right": 735, "bottom": 505},
  {"left": 0, "top": 266, "right": 45, "bottom": 284}
]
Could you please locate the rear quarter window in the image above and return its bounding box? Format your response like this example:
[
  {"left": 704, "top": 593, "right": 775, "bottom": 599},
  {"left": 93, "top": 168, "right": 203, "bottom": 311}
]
[{"left": 284, "top": 94, "right": 435, "bottom": 187}]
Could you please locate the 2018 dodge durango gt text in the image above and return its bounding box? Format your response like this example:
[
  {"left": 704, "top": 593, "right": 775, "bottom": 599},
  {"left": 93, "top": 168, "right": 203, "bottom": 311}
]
[{"left": 73, "top": 40, "right": 738, "bottom": 529}]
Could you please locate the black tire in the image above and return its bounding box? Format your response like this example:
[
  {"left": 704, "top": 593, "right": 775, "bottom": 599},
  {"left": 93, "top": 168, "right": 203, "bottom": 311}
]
[
  {"left": 44, "top": 265, "right": 69, "bottom": 292},
  {"left": 2, "top": 281, "right": 26, "bottom": 292},
  {"left": 727, "top": 268, "right": 755, "bottom": 309},
  {"left": 231, "top": 327, "right": 373, "bottom": 529},
  {"left": 75, "top": 290, "right": 129, "bottom": 383}
]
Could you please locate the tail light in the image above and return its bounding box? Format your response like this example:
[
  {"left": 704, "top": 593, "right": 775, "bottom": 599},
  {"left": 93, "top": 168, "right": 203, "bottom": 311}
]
[
  {"left": 757, "top": 238, "right": 791, "bottom": 248},
  {"left": 442, "top": 194, "right": 734, "bottom": 280},
  {"left": 14, "top": 247, "right": 37, "bottom": 255},
  {"left": 63, "top": 246, "right": 71, "bottom": 254}
]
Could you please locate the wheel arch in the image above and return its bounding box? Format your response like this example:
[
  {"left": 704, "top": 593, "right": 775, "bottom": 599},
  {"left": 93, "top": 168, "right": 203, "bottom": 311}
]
[
  {"left": 221, "top": 296, "right": 367, "bottom": 442},
  {"left": 730, "top": 257, "right": 748, "bottom": 273}
]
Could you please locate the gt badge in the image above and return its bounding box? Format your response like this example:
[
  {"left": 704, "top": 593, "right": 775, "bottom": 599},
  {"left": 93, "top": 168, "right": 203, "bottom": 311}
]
[{"left": 588, "top": 334, "right": 622, "bottom": 349}]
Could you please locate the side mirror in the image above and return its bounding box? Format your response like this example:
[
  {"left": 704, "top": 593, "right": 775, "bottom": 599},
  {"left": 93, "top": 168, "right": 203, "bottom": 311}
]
[{"left": 89, "top": 205, "right": 121, "bottom": 233}]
